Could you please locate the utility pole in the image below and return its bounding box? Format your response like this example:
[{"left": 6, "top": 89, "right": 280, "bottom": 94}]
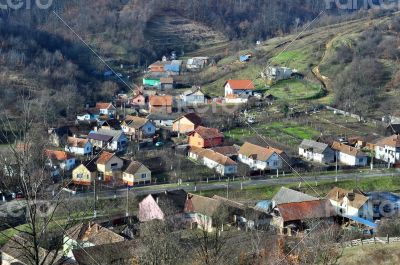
[
  {"left": 93, "top": 178, "right": 97, "bottom": 218},
  {"left": 335, "top": 151, "right": 338, "bottom": 183},
  {"left": 126, "top": 185, "right": 129, "bottom": 217},
  {"left": 226, "top": 178, "right": 229, "bottom": 199}
]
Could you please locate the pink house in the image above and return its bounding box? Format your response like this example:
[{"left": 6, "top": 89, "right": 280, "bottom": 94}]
[
  {"left": 138, "top": 195, "right": 165, "bottom": 222},
  {"left": 130, "top": 93, "right": 146, "bottom": 107},
  {"left": 138, "top": 190, "right": 187, "bottom": 222}
]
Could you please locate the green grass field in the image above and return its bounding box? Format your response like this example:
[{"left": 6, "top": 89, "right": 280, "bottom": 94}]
[
  {"left": 268, "top": 79, "right": 324, "bottom": 101},
  {"left": 225, "top": 121, "right": 320, "bottom": 148}
]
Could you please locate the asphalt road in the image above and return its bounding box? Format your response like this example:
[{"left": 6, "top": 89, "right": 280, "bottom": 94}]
[{"left": 70, "top": 170, "right": 398, "bottom": 199}]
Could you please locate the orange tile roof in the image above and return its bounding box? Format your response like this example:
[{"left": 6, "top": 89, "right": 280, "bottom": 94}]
[
  {"left": 331, "top": 141, "right": 367, "bottom": 157},
  {"left": 376, "top": 134, "right": 400, "bottom": 148},
  {"left": 239, "top": 142, "right": 283, "bottom": 161},
  {"left": 149, "top": 95, "right": 173, "bottom": 106},
  {"left": 67, "top": 137, "right": 89, "bottom": 148},
  {"left": 189, "top": 126, "right": 223, "bottom": 140},
  {"left": 45, "top": 150, "right": 71, "bottom": 161},
  {"left": 96, "top": 151, "right": 115, "bottom": 165},
  {"left": 225, "top": 79, "right": 255, "bottom": 90},
  {"left": 96, "top": 102, "right": 115, "bottom": 110}
]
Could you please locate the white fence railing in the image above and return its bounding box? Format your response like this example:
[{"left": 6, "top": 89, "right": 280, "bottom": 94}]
[{"left": 342, "top": 236, "right": 400, "bottom": 248}]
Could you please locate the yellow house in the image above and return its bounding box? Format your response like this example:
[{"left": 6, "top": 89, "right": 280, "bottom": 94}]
[
  {"left": 72, "top": 161, "right": 97, "bottom": 185},
  {"left": 122, "top": 161, "right": 151, "bottom": 186},
  {"left": 96, "top": 151, "right": 124, "bottom": 182}
]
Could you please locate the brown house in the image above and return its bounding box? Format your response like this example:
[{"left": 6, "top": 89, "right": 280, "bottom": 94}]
[
  {"left": 172, "top": 113, "right": 202, "bottom": 134},
  {"left": 188, "top": 126, "right": 224, "bottom": 148},
  {"left": 149, "top": 95, "right": 173, "bottom": 114}
]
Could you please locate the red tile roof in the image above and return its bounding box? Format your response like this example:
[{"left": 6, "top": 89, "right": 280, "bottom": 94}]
[
  {"left": 45, "top": 150, "right": 71, "bottom": 161},
  {"left": 189, "top": 126, "right": 223, "bottom": 140},
  {"left": 149, "top": 95, "right": 173, "bottom": 107},
  {"left": 277, "top": 200, "right": 334, "bottom": 222},
  {"left": 96, "top": 151, "right": 115, "bottom": 165},
  {"left": 96, "top": 102, "right": 115, "bottom": 110},
  {"left": 225, "top": 79, "right": 255, "bottom": 90}
]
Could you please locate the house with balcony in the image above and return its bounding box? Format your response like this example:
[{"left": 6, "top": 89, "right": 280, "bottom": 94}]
[{"left": 374, "top": 134, "right": 400, "bottom": 165}]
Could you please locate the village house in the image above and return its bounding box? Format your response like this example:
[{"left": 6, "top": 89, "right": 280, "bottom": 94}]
[
  {"left": 95, "top": 102, "right": 117, "bottom": 117},
  {"left": 147, "top": 113, "right": 180, "bottom": 127},
  {"left": 122, "top": 160, "right": 151, "bottom": 186},
  {"left": 374, "top": 134, "right": 400, "bottom": 165},
  {"left": 88, "top": 128, "right": 127, "bottom": 152},
  {"left": 224, "top": 79, "right": 255, "bottom": 97},
  {"left": 72, "top": 160, "right": 98, "bottom": 185},
  {"left": 186, "top": 57, "right": 209, "bottom": 70},
  {"left": 45, "top": 150, "right": 76, "bottom": 171},
  {"left": 180, "top": 87, "right": 206, "bottom": 106},
  {"left": 172, "top": 113, "right": 202, "bottom": 134},
  {"left": 76, "top": 109, "right": 99, "bottom": 122},
  {"left": 143, "top": 75, "right": 161, "bottom": 88},
  {"left": 331, "top": 141, "right": 368, "bottom": 166},
  {"left": 138, "top": 190, "right": 187, "bottom": 222},
  {"left": 188, "top": 146, "right": 237, "bottom": 176},
  {"left": 262, "top": 66, "right": 303, "bottom": 85},
  {"left": 164, "top": 60, "right": 182, "bottom": 76},
  {"left": 96, "top": 151, "right": 124, "bottom": 182},
  {"left": 148, "top": 95, "right": 173, "bottom": 114},
  {"left": 298, "top": 139, "right": 335, "bottom": 163},
  {"left": 148, "top": 61, "right": 166, "bottom": 73},
  {"left": 224, "top": 93, "right": 251, "bottom": 104},
  {"left": 272, "top": 199, "right": 334, "bottom": 235},
  {"left": 63, "top": 222, "right": 125, "bottom": 260},
  {"left": 326, "top": 187, "right": 373, "bottom": 221},
  {"left": 188, "top": 126, "right": 224, "bottom": 148},
  {"left": 271, "top": 187, "right": 319, "bottom": 209},
  {"left": 129, "top": 91, "right": 146, "bottom": 108},
  {"left": 238, "top": 142, "right": 286, "bottom": 171},
  {"left": 160, "top": 77, "right": 174, "bottom": 90},
  {"left": 121, "top": 115, "right": 156, "bottom": 140},
  {"left": 65, "top": 136, "right": 93, "bottom": 156},
  {"left": 184, "top": 193, "right": 222, "bottom": 231},
  {"left": 210, "top": 145, "right": 239, "bottom": 159}
]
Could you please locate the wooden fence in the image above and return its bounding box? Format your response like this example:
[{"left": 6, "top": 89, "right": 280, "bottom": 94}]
[{"left": 342, "top": 236, "right": 400, "bottom": 248}]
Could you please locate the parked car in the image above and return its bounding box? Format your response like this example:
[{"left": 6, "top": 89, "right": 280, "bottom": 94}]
[{"left": 155, "top": 141, "right": 164, "bottom": 147}]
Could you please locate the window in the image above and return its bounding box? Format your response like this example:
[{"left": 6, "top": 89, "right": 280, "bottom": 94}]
[
  {"left": 147, "top": 127, "right": 152, "bottom": 132},
  {"left": 141, "top": 173, "right": 147, "bottom": 179},
  {"left": 77, "top": 173, "right": 83, "bottom": 179}
]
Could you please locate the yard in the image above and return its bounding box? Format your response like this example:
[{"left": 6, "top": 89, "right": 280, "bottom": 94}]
[
  {"left": 267, "top": 79, "right": 324, "bottom": 101},
  {"left": 338, "top": 242, "right": 400, "bottom": 264},
  {"left": 224, "top": 121, "right": 320, "bottom": 151}
]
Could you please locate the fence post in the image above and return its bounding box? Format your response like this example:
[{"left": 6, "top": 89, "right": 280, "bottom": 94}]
[
  {"left": 361, "top": 239, "right": 363, "bottom": 246},
  {"left": 387, "top": 234, "right": 390, "bottom": 244},
  {"left": 374, "top": 236, "right": 376, "bottom": 244}
]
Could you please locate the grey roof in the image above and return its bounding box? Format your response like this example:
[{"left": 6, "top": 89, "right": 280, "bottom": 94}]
[
  {"left": 299, "top": 139, "right": 330, "bottom": 154},
  {"left": 88, "top": 132, "right": 113, "bottom": 142},
  {"left": 272, "top": 187, "right": 318, "bottom": 206},
  {"left": 97, "top": 128, "right": 125, "bottom": 140}
]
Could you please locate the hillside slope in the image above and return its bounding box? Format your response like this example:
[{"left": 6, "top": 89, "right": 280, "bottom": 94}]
[{"left": 195, "top": 12, "right": 400, "bottom": 117}]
